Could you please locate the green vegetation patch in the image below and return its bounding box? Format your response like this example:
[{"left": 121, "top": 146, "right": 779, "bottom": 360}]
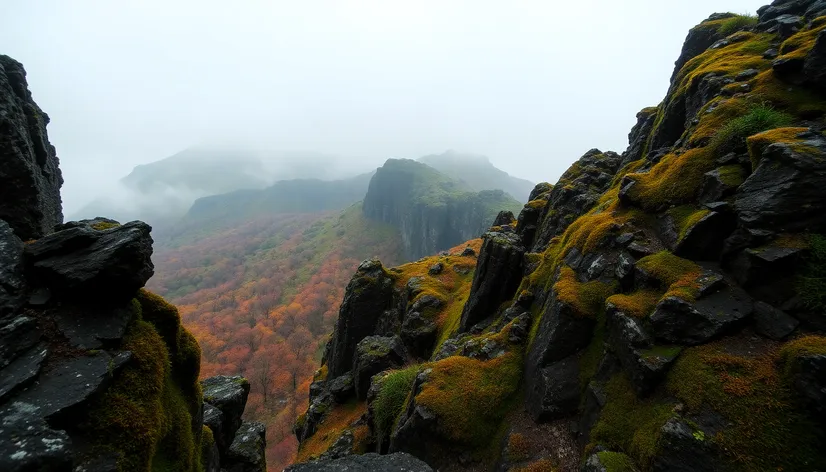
[
  {"left": 717, "top": 14, "right": 759, "bottom": 36},
  {"left": 589, "top": 374, "right": 674, "bottom": 469},
  {"left": 372, "top": 365, "right": 421, "bottom": 439},
  {"left": 667, "top": 341, "right": 826, "bottom": 471},
  {"left": 797, "top": 234, "right": 826, "bottom": 313},
  {"left": 667, "top": 205, "right": 710, "bottom": 243},
  {"left": 597, "top": 451, "right": 640, "bottom": 472},
  {"left": 415, "top": 351, "right": 522, "bottom": 447},
  {"left": 606, "top": 290, "right": 662, "bottom": 319},
  {"left": 636, "top": 251, "right": 702, "bottom": 301},
  {"left": 779, "top": 17, "right": 826, "bottom": 60},
  {"left": 624, "top": 147, "right": 716, "bottom": 210},
  {"left": 708, "top": 103, "right": 793, "bottom": 156},
  {"left": 554, "top": 266, "right": 617, "bottom": 319}
]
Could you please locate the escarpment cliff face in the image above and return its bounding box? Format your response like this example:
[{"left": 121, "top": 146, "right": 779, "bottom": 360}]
[
  {"left": 0, "top": 57, "right": 265, "bottom": 472},
  {"left": 362, "top": 159, "right": 524, "bottom": 260},
  {"left": 293, "top": 2, "right": 826, "bottom": 471}
]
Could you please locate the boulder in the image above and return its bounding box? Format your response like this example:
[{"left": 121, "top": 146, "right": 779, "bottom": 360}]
[
  {"left": 427, "top": 262, "right": 443, "bottom": 275},
  {"left": 727, "top": 244, "right": 803, "bottom": 305},
  {"left": 607, "top": 309, "right": 679, "bottom": 395},
  {"left": 328, "top": 374, "right": 355, "bottom": 404},
  {"left": 524, "top": 355, "right": 580, "bottom": 422},
  {"left": 201, "top": 375, "right": 251, "bottom": 445},
  {"left": 225, "top": 421, "right": 266, "bottom": 472},
  {"left": 24, "top": 221, "right": 154, "bottom": 301},
  {"left": 459, "top": 229, "right": 524, "bottom": 331},
  {"left": 526, "top": 292, "right": 597, "bottom": 368},
  {"left": 804, "top": 29, "right": 826, "bottom": 90},
  {"left": 13, "top": 351, "right": 131, "bottom": 425},
  {"left": 493, "top": 210, "right": 516, "bottom": 226},
  {"left": 753, "top": 301, "right": 798, "bottom": 340},
  {"left": 673, "top": 211, "right": 737, "bottom": 261},
  {"left": 621, "top": 107, "right": 659, "bottom": 167},
  {"left": 285, "top": 453, "right": 433, "bottom": 472},
  {"left": 203, "top": 403, "right": 227, "bottom": 455},
  {"left": 0, "top": 221, "right": 25, "bottom": 316},
  {"left": 736, "top": 133, "right": 826, "bottom": 233},
  {"left": 0, "top": 401, "right": 72, "bottom": 472},
  {"left": 0, "top": 55, "right": 63, "bottom": 241},
  {"left": 0, "top": 314, "right": 39, "bottom": 368},
  {"left": 650, "top": 288, "right": 753, "bottom": 345},
  {"left": 325, "top": 260, "right": 395, "bottom": 379},
  {"left": 353, "top": 335, "right": 407, "bottom": 400},
  {"left": 460, "top": 246, "right": 476, "bottom": 257},
  {"left": 295, "top": 391, "right": 333, "bottom": 443},
  {"left": 787, "top": 353, "right": 826, "bottom": 423},
  {"left": 670, "top": 15, "right": 732, "bottom": 82},
  {"left": 652, "top": 418, "right": 721, "bottom": 472},
  {"left": 0, "top": 344, "right": 47, "bottom": 404},
  {"left": 400, "top": 312, "right": 437, "bottom": 360}
]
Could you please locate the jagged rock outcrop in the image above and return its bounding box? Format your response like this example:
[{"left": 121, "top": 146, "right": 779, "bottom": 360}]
[
  {"left": 362, "top": 159, "right": 523, "bottom": 259},
  {"left": 0, "top": 55, "right": 265, "bottom": 472},
  {"left": 0, "top": 55, "right": 63, "bottom": 241},
  {"left": 292, "top": 3, "right": 826, "bottom": 471}
]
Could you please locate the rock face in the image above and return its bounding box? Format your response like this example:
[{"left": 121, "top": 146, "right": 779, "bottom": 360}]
[
  {"left": 0, "top": 55, "right": 63, "bottom": 241},
  {"left": 293, "top": 3, "right": 826, "bottom": 471},
  {"left": 362, "top": 159, "right": 522, "bottom": 259},
  {"left": 0, "top": 55, "right": 265, "bottom": 472},
  {"left": 25, "top": 220, "right": 154, "bottom": 301},
  {"left": 325, "top": 260, "right": 396, "bottom": 379}
]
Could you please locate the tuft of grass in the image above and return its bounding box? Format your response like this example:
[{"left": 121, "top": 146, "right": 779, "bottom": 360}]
[
  {"left": 718, "top": 14, "right": 759, "bottom": 36},
  {"left": 372, "top": 366, "right": 421, "bottom": 439},
  {"left": 709, "top": 103, "right": 793, "bottom": 157}
]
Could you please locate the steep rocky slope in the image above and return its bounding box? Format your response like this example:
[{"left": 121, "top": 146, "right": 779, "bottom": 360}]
[
  {"left": 363, "top": 159, "right": 524, "bottom": 260},
  {"left": 0, "top": 56, "right": 266, "bottom": 471},
  {"left": 291, "top": 3, "right": 826, "bottom": 471},
  {"left": 418, "top": 150, "right": 536, "bottom": 202}
]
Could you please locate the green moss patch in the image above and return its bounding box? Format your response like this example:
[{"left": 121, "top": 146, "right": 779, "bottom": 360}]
[
  {"left": 554, "top": 267, "right": 617, "bottom": 319},
  {"left": 636, "top": 251, "right": 702, "bottom": 301},
  {"left": 597, "top": 451, "right": 639, "bottom": 472},
  {"left": 708, "top": 103, "right": 793, "bottom": 156},
  {"left": 668, "top": 205, "right": 711, "bottom": 243},
  {"left": 667, "top": 341, "right": 825, "bottom": 471},
  {"left": 606, "top": 290, "right": 662, "bottom": 319},
  {"left": 415, "top": 351, "right": 522, "bottom": 447},
  {"left": 746, "top": 126, "right": 811, "bottom": 169},
  {"left": 797, "top": 234, "right": 826, "bottom": 312},
  {"left": 624, "top": 147, "right": 716, "bottom": 210},
  {"left": 589, "top": 374, "right": 674, "bottom": 469}
]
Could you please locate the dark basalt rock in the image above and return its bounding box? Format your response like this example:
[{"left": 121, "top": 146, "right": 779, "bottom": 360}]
[
  {"left": 525, "top": 355, "right": 580, "bottom": 422},
  {"left": 202, "top": 375, "right": 251, "bottom": 446},
  {"left": 427, "top": 262, "right": 443, "bottom": 275},
  {"left": 727, "top": 244, "right": 803, "bottom": 305},
  {"left": 460, "top": 246, "right": 476, "bottom": 257},
  {"left": 527, "top": 291, "right": 597, "bottom": 368},
  {"left": 389, "top": 370, "right": 440, "bottom": 462},
  {"left": 736, "top": 133, "right": 826, "bottom": 233},
  {"left": 673, "top": 211, "right": 737, "bottom": 261},
  {"left": 24, "top": 221, "right": 154, "bottom": 301},
  {"left": 493, "top": 210, "right": 516, "bottom": 226},
  {"left": 804, "top": 29, "right": 826, "bottom": 91},
  {"left": 0, "top": 221, "right": 25, "bottom": 316},
  {"left": 353, "top": 335, "right": 407, "bottom": 400},
  {"left": 13, "top": 351, "right": 131, "bottom": 424},
  {"left": 296, "top": 391, "right": 333, "bottom": 443},
  {"left": 203, "top": 403, "right": 227, "bottom": 456},
  {"left": 670, "top": 14, "right": 733, "bottom": 82},
  {"left": 652, "top": 418, "right": 721, "bottom": 472},
  {"left": 225, "top": 421, "right": 266, "bottom": 472},
  {"left": 753, "top": 301, "right": 798, "bottom": 340},
  {"left": 788, "top": 354, "right": 826, "bottom": 422},
  {"left": 0, "top": 55, "right": 63, "bottom": 241},
  {"left": 400, "top": 311, "right": 437, "bottom": 360},
  {"left": 621, "top": 107, "right": 659, "bottom": 167},
  {"left": 328, "top": 374, "right": 355, "bottom": 404},
  {"left": 0, "top": 314, "right": 39, "bottom": 368},
  {"left": 699, "top": 168, "right": 741, "bottom": 204},
  {"left": 459, "top": 229, "right": 524, "bottom": 332},
  {"left": 0, "top": 344, "right": 47, "bottom": 404},
  {"left": 52, "top": 303, "right": 135, "bottom": 350},
  {"left": 286, "top": 453, "right": 433, "bottom": 472},
  {"left": 0, "top": 401, "right": 72, "bottom": 472},
  {"left": 650, "top": 288, "right": 753, "bottom": 345},
  {"left": 325, "top": 260, "right": 395, "bottom": 379},
  {"left": 607, "top": 309, "right": 679, "bottom": 395}
]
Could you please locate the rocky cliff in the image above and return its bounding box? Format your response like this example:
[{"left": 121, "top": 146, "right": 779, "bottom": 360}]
[
  {"left": 362, "top": 159, "right": 524, "bottom": 260},
  {"left": 292, "top": 2, "right": 826, "bottom": 471},
  {"left": 0, "top": 56, "right": 266, "bottom": 472}
]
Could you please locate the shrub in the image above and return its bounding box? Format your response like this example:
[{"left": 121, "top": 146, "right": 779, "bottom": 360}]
[{"left": 709, "top": 103, "right": 793, "bottom": 156}]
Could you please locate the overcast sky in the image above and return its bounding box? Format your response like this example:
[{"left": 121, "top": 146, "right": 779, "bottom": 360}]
[{"left": 5, "top": 0, "right": 765, "bottom": 214}]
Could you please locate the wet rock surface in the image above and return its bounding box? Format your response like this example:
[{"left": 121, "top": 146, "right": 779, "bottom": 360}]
[
  {"left": 286, "top": 453, "right": 433, "bottom": 472},
  {"left": 202, "top": 375, "right": 251, "bottom": 445},
  {"left": 225, "top": 421, "right": 267, "bottom": 472}
]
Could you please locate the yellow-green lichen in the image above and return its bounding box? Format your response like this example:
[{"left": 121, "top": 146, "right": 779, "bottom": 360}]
[
  {"left": 554, "top": 266, "right": 617, "bottom": 319},
  {"left": 746, "top": 127, "right": 811, "bottom": 170},
  {"left": 606, "top": 290, "right": 662, "bottom": 319},
  {"left": 636, "top": 251, "right": 702, "bottom": 301}
]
